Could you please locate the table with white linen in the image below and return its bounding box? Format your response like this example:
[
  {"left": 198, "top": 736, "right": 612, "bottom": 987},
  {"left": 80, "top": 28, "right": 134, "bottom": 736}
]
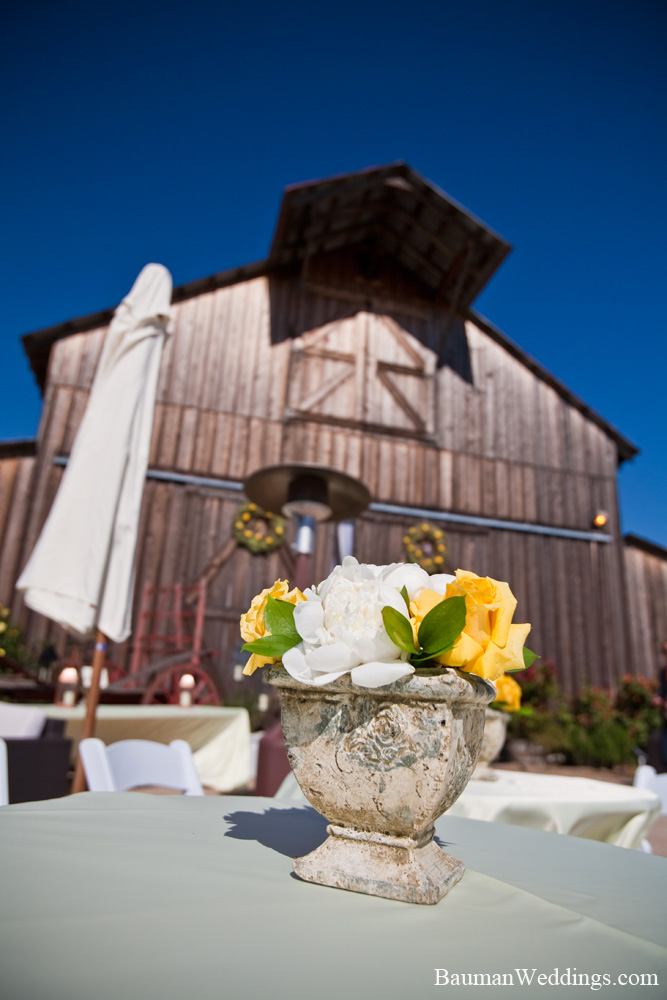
[
  {"left": 447, "top": 769, "right": 661, "bottom": 849},
  {"left": 276, "top": 769, "right": 661, "bottom": 849},
  {"left": 42, "top": 704, "right": 251, "bottom": 792},
  {"left": 1, "top": 793, "right": 665, "bottom": 1000}
]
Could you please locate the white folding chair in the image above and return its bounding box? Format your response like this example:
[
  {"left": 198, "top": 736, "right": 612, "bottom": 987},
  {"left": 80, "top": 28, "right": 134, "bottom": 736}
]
[
  {"left": 633, "top": 764, "right": 667, "bottom": 815},
  {"left": 0, "top": 703, "right": 46, "bottom": 739},
  {"left": 79, "top": 738, "right": 204, "bottom": 795},
  {"left": 633, "top": 764, "right": 667, "bottom": 853}
]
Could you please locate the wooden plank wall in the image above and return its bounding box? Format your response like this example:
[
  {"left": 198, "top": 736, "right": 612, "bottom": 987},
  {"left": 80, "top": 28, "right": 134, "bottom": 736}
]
[
  {"left": 355, "top": 514, "right": 627, "bottom": 694},
  {"left": 0, "top": 455, "right": 37, "bottom": 607},
  {"left": 624, "top": 541, "right": 667, "bottom": 680},
  {"left": 4, "top": 270, "right": 632, "bottom": 693}
]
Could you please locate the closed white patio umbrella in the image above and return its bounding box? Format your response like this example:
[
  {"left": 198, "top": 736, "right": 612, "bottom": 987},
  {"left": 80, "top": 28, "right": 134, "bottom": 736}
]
[{"left": 17, "top": 263, "right": 172, "bottom": 791}]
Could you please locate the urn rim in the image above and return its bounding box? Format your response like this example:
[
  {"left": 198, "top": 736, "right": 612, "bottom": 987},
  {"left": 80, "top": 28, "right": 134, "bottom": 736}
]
[{"left": 265, "top": 663, "right": 495, "bottom": 706}]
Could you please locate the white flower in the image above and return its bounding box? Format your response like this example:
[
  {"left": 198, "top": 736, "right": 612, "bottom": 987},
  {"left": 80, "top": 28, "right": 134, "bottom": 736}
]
[
  {"left": 378, "top": 561, "right": 448, "bottom": 600},
  {"left": 282, "top": 557, "right": 418, "bottom": 689}
]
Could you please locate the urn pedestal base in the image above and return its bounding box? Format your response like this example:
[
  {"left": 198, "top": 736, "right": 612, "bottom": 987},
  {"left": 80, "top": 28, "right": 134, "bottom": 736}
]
[{"left": 293, "top": 823, "right": 465, "bottom": 905}]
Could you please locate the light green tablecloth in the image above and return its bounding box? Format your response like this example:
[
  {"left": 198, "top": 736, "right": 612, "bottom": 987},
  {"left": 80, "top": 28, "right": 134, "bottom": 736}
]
[
  {"left": 42, "top": 704, "right": 251, "bottom": 791},
  {"left": 1, "top": 793, "right": 666, "bottom": 1000}
]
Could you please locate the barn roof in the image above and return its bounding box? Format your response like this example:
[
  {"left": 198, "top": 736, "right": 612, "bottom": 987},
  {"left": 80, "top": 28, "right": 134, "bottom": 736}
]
[
  {"left": 269, "top": 162, "right": 511, "bottom": 307},
  {"left": 624, "top": 533, "right": 667, "bottom": 560}
]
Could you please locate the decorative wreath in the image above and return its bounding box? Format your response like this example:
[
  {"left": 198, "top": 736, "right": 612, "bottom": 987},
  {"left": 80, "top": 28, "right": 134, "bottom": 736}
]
[
  {"left": 233, "top": 502, "right": 286, "bottom": 554},
  {"left": 402, "top": 522, "right": 447, "bottom": 574}
]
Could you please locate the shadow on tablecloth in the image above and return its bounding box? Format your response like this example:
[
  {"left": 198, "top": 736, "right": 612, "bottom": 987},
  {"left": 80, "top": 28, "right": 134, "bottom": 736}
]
[
  {"left": 223, "top": 804, "right": 459, "bottom": 860},
  {"left": 223, "top": 806, "right": 329, "bottom": 858}
]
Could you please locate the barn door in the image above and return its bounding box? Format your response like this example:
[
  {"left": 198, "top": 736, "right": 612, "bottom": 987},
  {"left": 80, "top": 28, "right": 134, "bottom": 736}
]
[
  {"left": 285, "top": 310, "right": 435, "bottom": 437},
  {"left": 364, "top": 312, "right": 436, "bottom": 435}
]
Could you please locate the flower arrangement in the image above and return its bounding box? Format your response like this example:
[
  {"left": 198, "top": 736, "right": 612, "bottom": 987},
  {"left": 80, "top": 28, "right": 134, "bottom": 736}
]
[
  {"left": 490, "top": 673, "right": 523, "bottom": 712},
  {"left": 241, "top": 557, "right": 536, "bottom": 690}
]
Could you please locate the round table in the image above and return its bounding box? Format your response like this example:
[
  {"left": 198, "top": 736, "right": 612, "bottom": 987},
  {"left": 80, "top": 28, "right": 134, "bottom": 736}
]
[
  {"left": 447, "top": 769, "right": 661, "bottom": 848},
  {"left": 1, "top": 793, "right": 666, "bottom": 1000},
  {"left": 42, "top": 704, "right": 252, "bottom": 792}
]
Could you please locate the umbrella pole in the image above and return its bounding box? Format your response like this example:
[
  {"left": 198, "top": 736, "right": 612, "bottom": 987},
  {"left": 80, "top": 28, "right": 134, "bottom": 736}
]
[{"left": 70, "top": 629, "right": 108, "bottom": 794}]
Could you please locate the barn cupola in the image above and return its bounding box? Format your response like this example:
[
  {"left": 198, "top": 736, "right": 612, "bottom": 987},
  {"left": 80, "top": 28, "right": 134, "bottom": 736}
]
[{"left": 268, "top": 162, "right": 511, "bottom": 312}]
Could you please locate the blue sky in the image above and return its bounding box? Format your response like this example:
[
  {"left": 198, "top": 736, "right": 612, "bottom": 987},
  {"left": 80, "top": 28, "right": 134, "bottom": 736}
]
[{"left": 2, "top": 0, "right": 665, "bottom": 545}]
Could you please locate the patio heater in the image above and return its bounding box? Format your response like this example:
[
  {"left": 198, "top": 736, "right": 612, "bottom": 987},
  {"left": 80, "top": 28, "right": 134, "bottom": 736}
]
[{"left": 243, "top": 463, "right": 370, "bottom": 591}]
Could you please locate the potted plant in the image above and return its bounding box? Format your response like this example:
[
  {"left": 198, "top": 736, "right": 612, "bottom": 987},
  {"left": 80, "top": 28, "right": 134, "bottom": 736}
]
[{"left": 240, "top": 558, "right": 535, "bottom": 904}]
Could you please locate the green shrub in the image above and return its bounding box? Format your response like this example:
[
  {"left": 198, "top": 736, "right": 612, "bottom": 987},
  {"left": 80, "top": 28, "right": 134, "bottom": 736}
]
[
  {"left": 564, "top": 713, "right": 635, "bottom": 768},
  {"left": 510, "top": 708, "right": 572, "bottom": 754},
  {"left": 614, "top": 674, "right": 661, "bottom": 750},
  {"left": 0, "top": 605, "right": 39, "bottom": 674},
  {"left": 514, "top": 659, "right": 560, "bottom": 712},
  {"left": 509, "top": 669, "right": 660, "bottom": 769}
]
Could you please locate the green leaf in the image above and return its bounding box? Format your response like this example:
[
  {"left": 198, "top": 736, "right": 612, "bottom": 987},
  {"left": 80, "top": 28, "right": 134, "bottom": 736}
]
[
  {"left": 504, "top": 647, "right": 538, "bottom": 672},
  {"left": 382, "top": 606, "right": 418, "bottom": 654},
  {"left": 522, "top": 647, "right": 539, "bottom": 668},
  {"left": 417, "top": 596, "right": 466, "bottom": 657},
  {"left": 490, "top": 700, "right": 511, "bottom": 711},
  {"left": 264, "top": 596, "right": 301, "bottom": 644},
  {"left": 241, "top": 634, "right": 300, "bottom": 658},
  {"left": 399, "top": 585, "right": 410, "bottom": 611}
]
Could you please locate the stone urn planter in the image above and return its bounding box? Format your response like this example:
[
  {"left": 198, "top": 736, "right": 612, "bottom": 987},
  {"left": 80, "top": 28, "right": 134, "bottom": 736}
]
[
  {"left": 266, "top": 665, "right": 495, "bottom": 904},
  {"left": 471, "top": 707, "right": 509, "bottom": 781}
]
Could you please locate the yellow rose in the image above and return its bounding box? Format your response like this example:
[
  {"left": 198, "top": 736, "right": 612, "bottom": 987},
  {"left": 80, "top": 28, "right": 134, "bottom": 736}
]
[
  {"left": 241, "top": 579, "right": 305, "bottom": 676},
  {"left": 493, "top": 673, "right": 522, "bottom": 712},
  {"left": 0, "top": 621, "right": 6, "bottom": 634},
  {"left": 410, "top": 569, "right": 530, "bottom": 682}
]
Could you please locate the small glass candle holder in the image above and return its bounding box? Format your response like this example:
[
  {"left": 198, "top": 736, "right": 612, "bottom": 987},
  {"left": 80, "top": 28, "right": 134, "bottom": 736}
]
[
  {"left": 179, "top": 673, "right": 195, "bottom": 707},
  {"left": 55, "top": 666, "right": 80, "bottom": 707}
]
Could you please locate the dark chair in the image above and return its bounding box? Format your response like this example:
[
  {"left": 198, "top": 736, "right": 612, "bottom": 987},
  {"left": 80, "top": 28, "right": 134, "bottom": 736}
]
[{"left": 0, "top": 708, "right": 71, "bottom": 804}]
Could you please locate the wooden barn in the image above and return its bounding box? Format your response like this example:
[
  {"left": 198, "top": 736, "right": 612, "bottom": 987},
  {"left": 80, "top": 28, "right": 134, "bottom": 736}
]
[{"left": 1, "top": 162, "right": 662, "bottom": 698}]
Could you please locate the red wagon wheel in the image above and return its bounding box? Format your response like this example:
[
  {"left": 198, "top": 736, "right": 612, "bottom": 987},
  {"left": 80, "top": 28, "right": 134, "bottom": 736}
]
[
  {"left": 140, "top": 664, "right": 220, "bottom": 706},
  {"left": 104, "top": 660, "right": 127, "bottom": 685}
]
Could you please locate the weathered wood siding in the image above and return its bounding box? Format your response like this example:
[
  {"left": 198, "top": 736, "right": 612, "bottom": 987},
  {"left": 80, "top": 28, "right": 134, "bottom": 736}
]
[
  {"left": 624, "top": 538, "right": 667, "bottom": 680},
  {"left": 4, "top": 268, "right": 632, "bottom": 693},
  {"left": 0, "top": 454, "right": 36, "bottom": 607}
]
